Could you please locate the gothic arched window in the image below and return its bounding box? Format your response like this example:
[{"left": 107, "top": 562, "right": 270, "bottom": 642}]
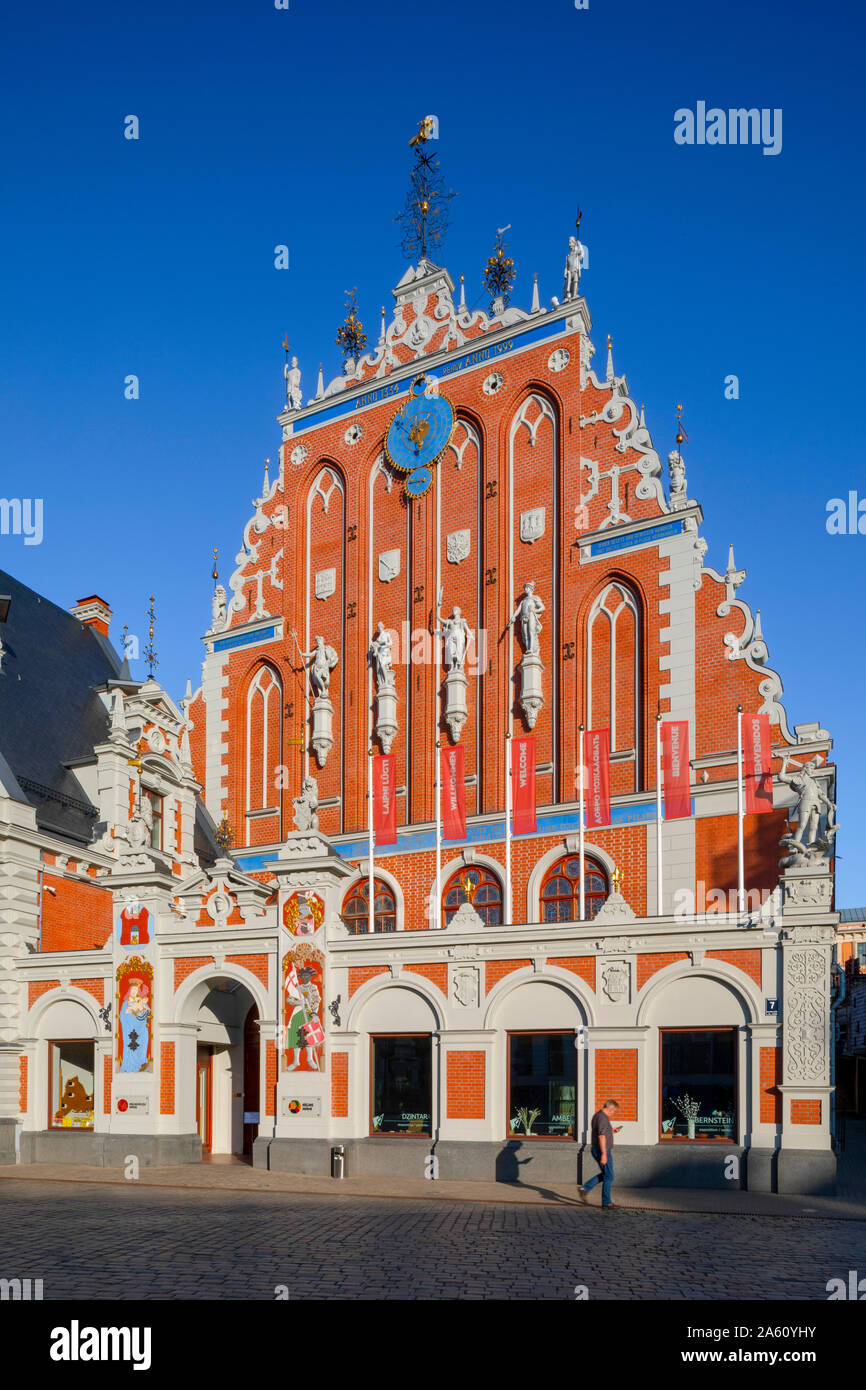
[
  {"left": 541, "top": 855, "right": 608, "bottom": 922},
  {"left": 246, "top": 664, "right": 282, "bottom": 819},
  {"left": 585, "top": 581, "right": 642, "bottom": 787},
  {"left": 442, "top": 866, "right": 503, "bottom": 929},
  {"left": 342, "top": 879, "right": 397, "bottom": 935}
]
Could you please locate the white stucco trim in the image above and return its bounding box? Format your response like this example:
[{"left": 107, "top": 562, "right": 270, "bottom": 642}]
[
  {"left": 482, "top": 966, "right": 594, "bottom": 1028},
  {"left": 170, "top": 962, "right": 271, "bottom": 1027},
  {"left": 635, "top": 958, "right": 762, "bottom": 1026},
  {"left": 344, "top": 972, "right": 446, "bottom": 1032}
]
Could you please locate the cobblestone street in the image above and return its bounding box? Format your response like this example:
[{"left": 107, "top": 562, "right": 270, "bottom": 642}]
[{"left": 1, "top": 1179, "right": 863, "bottom": 1301}]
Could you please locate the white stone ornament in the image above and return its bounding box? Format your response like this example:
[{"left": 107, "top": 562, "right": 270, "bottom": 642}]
[
  {"left": 508, "top": 581, "right": 545, "bottom": 729},
  {"left": 482, "top": 372, "right": 504, "bottom": 395},
  {"left": 314, "top": 569, "right": 336, "bottom": 601},
  {"left": 437, "top": 607, "right": 471, "bottom": 743},
  {"left": 446, "top": 529, "right": 471, "bottom": 564},
  {"left": 548, "top": 347, "right": 570, "bottom": 372},
  {"left": 370, "top": 621, "right": 398, "bottom": 754},
  {"left": 294, "top": 634, "right": 339, "bottom": 767},
  {"left": 344, "top": 422, "right": 363, "bottom": 446},
  {"left": 520, "top": 507, "right": 546, "bottom": 544},
  {"left": 290, "top": 443, "right": 308, "bottom": 467},
  {"left": 378, "top": 549, "right": 400, "bottom": 583}
]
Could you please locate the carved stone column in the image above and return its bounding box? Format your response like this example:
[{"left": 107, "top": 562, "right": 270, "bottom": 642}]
[{"left": 777, "top": 918, "right": 836, "bottom": 1194}]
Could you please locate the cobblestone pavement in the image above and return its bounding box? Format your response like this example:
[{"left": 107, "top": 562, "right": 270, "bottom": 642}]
[{"left": 1, "top": 1180, "right": 863, "bottom": 1300}]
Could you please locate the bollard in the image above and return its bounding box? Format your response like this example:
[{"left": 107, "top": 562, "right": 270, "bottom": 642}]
[{"left": 331, "top": 1144, "right": 345, "bottom": 1179}]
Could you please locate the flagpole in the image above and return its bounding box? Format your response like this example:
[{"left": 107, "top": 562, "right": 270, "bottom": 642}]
[
  {"left": 736, "top": 703, "right": 745, "bottom": 915},
  {"left": 505, "top": 733, "right": 512, "bottom": 925},
  {"left": 368, "top": 747, "right": 375, "bottom": 935},
  {"left": 579, "top": 724, "right": 585, "bottom": 922},
  {"left": 434, "top": 448, "right": 442, "bottom": 929},
  {"left": 656, "top": 711, "right": 663, "bottom": 916}
]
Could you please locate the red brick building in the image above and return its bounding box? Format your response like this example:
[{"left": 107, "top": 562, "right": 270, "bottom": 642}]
[{"left": 0, "top": 226, "right": 840, "bottom": 1193}]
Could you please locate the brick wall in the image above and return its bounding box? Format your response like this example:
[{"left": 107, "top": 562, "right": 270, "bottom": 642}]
[
  {"left": 485, "top": 959, "right": 531, "bottom": 993},
  {"left": 226, "top": 953, "right": 268, "bottom": 987},
  {"left": 41, "top": 873, "right": 113, "bottom": 951},
  {"left": 707, "top": 949, "right": 762, "bottom": 988},
  {"left": 594, "top": 1048, "right": 638, "bottom": 1121},
  {"left": 71, "top": 977, "right": 106, "bottom": 1004},
  {"left": 636, "top": 953, "right": 689, "bottom": 991},
  {"left": 159, "top": 1042, "right": 175, "bottom": 1115},
  {"left": 29, "top": 980, "right": 59, "bottom": 1007},
  {"left": 759, "top": 1046, "right": 782, "bottom": 1124},
  {"left": 19, "top": 1056, "right": 27, "bottom": 1114},
  {"left": 331, "top": 1052, "right": 348, "bottom": 1118},
  {"left": 791, "top": 1098, "right": 821, "bottom": 1125},
  {"left": 548, "top": 956, "right": 595, "bottom": 989},
  {"left": 264, "top": 1041, "right": 277, "bottom": 1116},
  {"left": 446, "top": 1051, "right": 486, "bottom": 1120},
  {"left": 347, "top": 966, "right": 389, "bottom": 998},
  {"left": 174, "top": 957, "right": 213, "bottom": 991},
  {"left": 104, "top": 1053, "right": 113, "bottom": 1115},
  {"left": 403, "top": 962, "right": 447, "bottom": 993}
]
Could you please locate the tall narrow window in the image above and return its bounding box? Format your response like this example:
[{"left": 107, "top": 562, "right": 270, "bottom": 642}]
[
  {"left": 246, "top": 665, "right": 282, "bottom": 819},
  {"left": 585, "top": 582, "right": 642, "bottom": 788}
]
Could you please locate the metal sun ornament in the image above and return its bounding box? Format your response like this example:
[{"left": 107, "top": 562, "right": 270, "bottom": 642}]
[
  {"left": 482, "top": 225, "right": 516, "bottom": 312},
  {"left": 335, "top": 286, "right": 367, "bottom": 365},
  {"left": 395, "top": 117, "right": 457, "bottom": 263}
]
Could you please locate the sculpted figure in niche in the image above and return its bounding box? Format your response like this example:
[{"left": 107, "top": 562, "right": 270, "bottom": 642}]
[
  {"left": 370, "top": 621, "right": 395, "bottom": 691},
  {"left": 437, "top": 607, "right": 470, "bottom": 672},
  {"left": 508, "top": 581, "right": 545, "bottom": 656},
  {"left": 211, "top": 584, "right": 227, "bottom": 629},
  {"left": 294, "top": 633, "right": 338, "bottom": 697}
]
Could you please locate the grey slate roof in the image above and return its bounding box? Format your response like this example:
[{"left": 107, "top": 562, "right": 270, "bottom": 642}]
[
  {"left": 839, "top": 907, "right": 866, "bottom": 923},
  {"left": 0, "top": 568, "right": 121, "bottom": 844}
]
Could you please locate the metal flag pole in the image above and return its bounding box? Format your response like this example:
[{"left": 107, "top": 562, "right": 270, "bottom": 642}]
[
  {"left": 656, "top": 710, "right": 663, "bottom": 916},
  {"left": 505, "top": 732, "right": 512, "bottom": 925},
  {"left": 434, "top": 452, "right": 442, "bottom": 930},
  {"left": 736, "top": 703, "right": 745, "bottom": 915},
  {"left": 368, "top": 744, "right": 375, "bottom": 936},
  {"left": 579, "top": 723, "right": 586, "bottom": 921},
  {"left": 505, "top": 418, "right": 515, "bottom": 929}
]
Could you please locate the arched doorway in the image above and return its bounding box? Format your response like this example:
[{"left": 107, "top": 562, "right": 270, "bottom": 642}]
[{"left": 192, "top": 979, "right": 261, "bottom": 1161}]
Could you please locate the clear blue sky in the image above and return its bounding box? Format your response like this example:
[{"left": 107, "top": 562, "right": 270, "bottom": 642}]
[{"left": 1, "top": 0, "right": 864, "bottom": 899}]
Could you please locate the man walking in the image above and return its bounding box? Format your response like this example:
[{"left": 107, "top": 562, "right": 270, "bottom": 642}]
[{"left": 579, "top": 1099, "right": 621, "bottom": 1208}]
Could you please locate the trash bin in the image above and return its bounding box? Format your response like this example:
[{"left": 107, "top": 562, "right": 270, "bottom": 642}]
[{"left": 331, "top": 1144, "right": 345, "bottom": 1179}]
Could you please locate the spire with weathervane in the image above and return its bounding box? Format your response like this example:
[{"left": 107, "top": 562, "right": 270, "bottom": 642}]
[{"left": 395, "top": 116, "right": 457, "bottom": 264}]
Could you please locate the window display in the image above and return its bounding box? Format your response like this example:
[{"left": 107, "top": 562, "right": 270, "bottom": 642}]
[
  {"left": 49, "top": 1040, "right": 95, "bottom": 1130},
  {"left": 660, "top": 1029, "right": 736, "bottom": 1140},
  {"left": 508, "top": 1032, "right": 576, "bottom": 1138},
  {"left": 371, "top": 1035, "right": 431, "bottom": 1135}
]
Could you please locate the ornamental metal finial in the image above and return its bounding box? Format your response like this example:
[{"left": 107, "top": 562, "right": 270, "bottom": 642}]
[
  {"left": 482, "top": 224, "right": 515, "bottom": 313},
  {"left": 335, "top": 286, "right": 367, "bottom": 364},
  {"left": 143, "top": 595, "right": 158, "bottom": 678},
  {"left": 395, "top": 116, "right": 456, "bottom": 262},
  {"left": 212, "top": 548, "right": 219, "bottom": 586},
  {"left": 675, "top": 402, "right": 688, "bottom": 449},
  {"left": 611, "top": 866, "right": 624, "bottom": 894}
]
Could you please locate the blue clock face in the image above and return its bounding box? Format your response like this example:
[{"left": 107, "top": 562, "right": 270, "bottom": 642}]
[
  {"left": 385, "top": 376, "right": 454, "bottom": 474},
  {"left": 405, "top": 465, "right": 433, "bottom": 498}
]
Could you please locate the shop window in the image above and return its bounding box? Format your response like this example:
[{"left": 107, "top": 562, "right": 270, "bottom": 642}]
[
  {"left": 541, "top": 855, "right": 607, "bottom": 922},
  {"left": 371, "top": 1035, "right": 431, "bottom": 1135},
  {"left": 342, "top": 879, "right": 397, "bottom": 934},
  {"left": 507, "top": 1031, "right": 576, "bottom": 1139},
  {"left": 442, "top": 866, "right": 503, "bottom": 928},
  {"left": 49, "top": 1040, "right": 95, "bottom": 1130},
  {"left": 660, "top": 1028, "right": 737, "bottom": 1141}
]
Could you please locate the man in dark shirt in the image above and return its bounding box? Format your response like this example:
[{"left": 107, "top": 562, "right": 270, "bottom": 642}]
[{"left": 579, "top": 1099, "right": 621, "bottom": 1208}]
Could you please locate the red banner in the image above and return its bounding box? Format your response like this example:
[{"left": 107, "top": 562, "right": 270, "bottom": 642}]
[
  {"left": 584, "top": 728, "right": 611, "bottom": 828},
  {"left": 511, "top": 736, "right": 537, "bottom": 835},
  {"left": 743, "top": 712, "right": 774, "bottom": 814},
  {"left": 372, "top": 753, "right": 397, "bottom": 845},
  {"left": 440, "top": 745, "right": 466, "bottom": 841},
  {"left": 661, "top": 720, "right": 691, "bottom": 820}
]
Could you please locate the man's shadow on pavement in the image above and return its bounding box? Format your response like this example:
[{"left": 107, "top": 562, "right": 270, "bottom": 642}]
[{"left": 495, "top": 1141, "right": 588, "bottom": 1207}]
